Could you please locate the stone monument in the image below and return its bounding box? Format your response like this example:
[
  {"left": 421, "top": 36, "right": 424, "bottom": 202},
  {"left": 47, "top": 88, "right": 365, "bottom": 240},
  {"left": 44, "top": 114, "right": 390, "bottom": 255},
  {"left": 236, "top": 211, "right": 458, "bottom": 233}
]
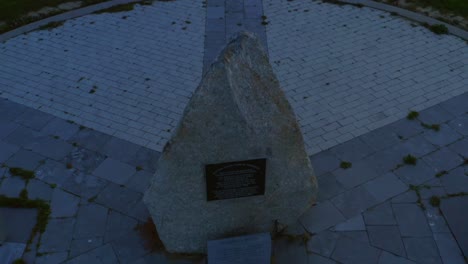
[{"left": 143, "top": 32, "right": 318, "bottom": 253}]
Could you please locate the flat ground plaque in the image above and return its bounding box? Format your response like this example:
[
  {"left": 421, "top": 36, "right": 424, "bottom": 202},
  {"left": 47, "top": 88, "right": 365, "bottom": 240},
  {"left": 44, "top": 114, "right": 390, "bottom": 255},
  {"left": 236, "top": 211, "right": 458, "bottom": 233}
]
[
  {"left": 207, "top": 233, "right": 271, "bottom": 264},
  {"left": 205, "top": 158, "right": 266, "bottom": 201}
]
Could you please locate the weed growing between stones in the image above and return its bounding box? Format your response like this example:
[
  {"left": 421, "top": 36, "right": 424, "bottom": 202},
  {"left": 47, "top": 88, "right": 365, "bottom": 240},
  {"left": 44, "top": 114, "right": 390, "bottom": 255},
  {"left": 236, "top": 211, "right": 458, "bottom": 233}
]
[
  {"left": 261, "top": 15, "right": 269, "bottom": 25},
  {"left": 12, "top": 259, "right": 26, "bottom": 264},
  {"left": 421, "top": 122, "right": 440, "bottom": 131},
  {"left": 94, "top": 3, "right": 135, "bottom": 14},
  {"left": 403, "top": 154, "right": 417, "bottom": 165},
  {"left": 87, "top": 195, "right": 97, "bottom": 202},
  {"left": 37, "top": 21, "right": 64, "bottom": 31},
  {"left": 272, "top": 220, "right": 311, "bottom": 244},
  {"left": 429, "top": 195, "right": 441, "bottom": 207},
  {"left": 66, "top": 163, "right": 73, "bottom": 169},
  {"left": 136, "top": 165, "right": 143, "bottom": 171},
  {"left": 9, "top": 167, "right": 35, "bottom": 180},
  {"left": 406, "top": 111, "right": 419, "bottom": 120},
  {"left": 424, "top": 23, "right": 449, "bottom": 34},
  {"left": 340, "top": 161, "right": 352, "bottom": 169},
  {"left": 435, "top": 170, "right": 448, "bottom": 177},
  {"left": 409, "top": 184, "right": 431, "bottom": 210}
]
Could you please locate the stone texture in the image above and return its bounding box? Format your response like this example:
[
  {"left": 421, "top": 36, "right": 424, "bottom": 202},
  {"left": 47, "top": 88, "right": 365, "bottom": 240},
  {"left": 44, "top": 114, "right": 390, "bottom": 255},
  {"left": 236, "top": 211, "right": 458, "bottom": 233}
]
[
  {"left": 0, "top": 208, "right": 37, "bottom": 243},
  {"left": 367, "top": 226, "right": 406, "bottom": 257},
  {"left": 331, "top": 236, "right": 381, "bottom": 264},
  {"left": 50, "top": 188, "right": 80, "bottom": 218},
  {"left": 403, "top": 237, "right": 442, "bottom": 264},
  {"left": 93, "top": 158, "right": 136, "bottom": 185},
  {"left": 300, "top": 201, "right": 346, "bottom": 234},
  {"left": 73, "top": 204, "right": 108, "bottom": 239},
  {"left": 439, "top": 196, "right": 468, "bottom": 257},
  {"left": 144, "top": 33, "right": 317, "bottom": 253},
  {"left": 307, "top": 230, "right": 340, "bottom": 257},
  {"left": 393, "top": 204, "right": 432, "bottom": 237},
  {"left": 39, "top": 218, "right": 75, "bottom": 252}
]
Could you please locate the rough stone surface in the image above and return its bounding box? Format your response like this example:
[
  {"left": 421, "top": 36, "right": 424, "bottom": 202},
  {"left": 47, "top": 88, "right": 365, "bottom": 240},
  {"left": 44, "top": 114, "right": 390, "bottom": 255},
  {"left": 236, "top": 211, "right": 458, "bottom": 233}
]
[{"left": 144, "top": 33, "right": 317, "bottom": 253}]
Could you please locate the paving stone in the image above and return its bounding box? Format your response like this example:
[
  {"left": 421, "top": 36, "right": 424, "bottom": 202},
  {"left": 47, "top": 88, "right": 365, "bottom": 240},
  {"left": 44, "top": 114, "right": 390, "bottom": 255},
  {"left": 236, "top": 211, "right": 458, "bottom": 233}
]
[
  {"left": 61, "top": 172, "right": 109, "bottom": 200},
  {"left": 0, "top": 242, "right": 26, "bottom": 264},
  {"left": 273, "top": 238, "right": 308, "bottom": 264},
  {"left": 378, "top": 251, "right": 415, "bottom": 264},
  {"left": 400, "top": 135, "right": 437, "bottom": 158},
  {"left": 0, "top": 208, "right": 37, "bottom": 243},
  {"left": 26, "top": 179, "right": 53, "bottom": 201},
  {"left": 363, "top": 202, "right": 396, "bottom": 225},
  {"left": 364, "top": 172, "right": 407, "bottom": 203},
  {"left": 128, "top": 199, "right": 151, "bottom": 222},
  {"left": 0, "top": 100, "right": 28, "bottom": 122},
  {"left": 331, "top": 185, "right": 378, "bottom": 218},
  {"left": 101, "top": 137, "right": 141, "bottom": 164},
  {"left": 422, "top": 147, "right": 464, "bottom": 172},
  {"left": 392, "top": 203, "right": 431, "bottom": 237},
  {"left": 394, "top": 160, "right": 437, "bottom": 185},
  {"left": 0, "top": 121, "right": 19, "bottom": 140},
  {"left": 439, "top": 196, "right": 468, "bottom": 257},
  {"left": 389, "top": 119, "right": 424, "bottom": 140},
  {"left": 68, "top": 128, "right": 112, "bottom": 152},
  {"left": 35, "top": 252, "right": 68, "bottom": 264},
  {"left": 110, "top": 228, "right": 151, "bottom": 263},
  {"left": 441, "top": 167, "right": 468, "bottom": 194},
  {"left": 331, "top": 236, "right": 381, "bottom": 264},
  {"left": 50, "top": 188, "right": 80, "bottom": 217},
  {"left": 63, "top": 147, "right": 106, "bottom": 174},
  {"left": 69, "top": 237, "right": 103, "bottom": 258},
  {"left": 128, "top": 147, "right": 160, "bottom": 174},
  {"left": 359, "top": 126, "right": 401, "bottom": 152},
  {"left": 309, "top": 150, "right": 340, "bottom": 176},
  {"left": 448, "top": 115, "right": 468, "bottom": 136},
  {"left": 74, "top": 203, "right": 108, "bottom": 239},
  {"left": 333, "top": 160, "right": 380, "bottom": 189},
  {"left": 5, "top": 149, "right": 44, "bottom": 171},
  {"left": 64, "top": 244, "right": 118, "bottom": 264},
  {"left": 96, "top": 182, "right": 142, "bottom": 216},
  {"left": 363, "top": 145, "right": 408, "bottom": 174},
  {"left": 283, "top": 220, "right": 307, "bottom": 236},
  {"left": 307, "top": 254, "right": 337, "bottom": 264},
  {"left": 418, "top": 105, "right": 455, "bottom": 125},
  {"left": 433, "top": 233, "right": 465, "bottom": 264},
  {"left": 4, "top": 125, "right": 47, "bottom": 148},
  {"left": 339, "top": 231, "right": 369, "bottom": 243},
  {"left": 0, "top": 177, "right": 25, "bottom": 197},
  {"left": 104, "top": 210, "right": 138, "bottom": 243},
  {"left": 329, "top": 138, "right": 375, "bottom": 163},
  {"left": 15, "top": 108, "right": 54, "bottom": 130},
  {"left": 423, "top": 203, "right": 450, "bottom": 233},
  {"left": 368, "top": 226, "right": 406, "bottom": 257},
  {"left": 333, "top": 215, "right": 365, "bottom": 231},
  {"left": 423, "top": 124, "right": 462, "bottom": 147},
  {"left": 306, "top": 230, "right": 340, "bottom": 257},
  {"left": 391, "top": 191, "right": 418, "bottom": 204},
  {"left": 403, "top": 237, "right": 442, "bottom": 264},
  {"left": 35, "top": 159, "right": 73, "bottom": 186},
  {"left": 93, "top": 158, "right": 136, "bottom": 185},
  {"left": 300, "top": 201, "right": 346, "bottom": 234},
  {"left": 0, "top": 141, "right": 19, "bottom": 163},
  {"left": 41, "top": 118, "right": 80, "bottom": 140},
  {"left": 124, "top": 170, "right": 152, "bottom": 193},
  {"left": 29, "top": 136, "right": 73, "bottom": 161},
  {"left": 439, "top": 93, "right": 468, "bottom": 117},
  {"left": 39, "top": 218, "right": 75, "bottom": 252},
  {"left": 316, "top": 173, "right": 345, "bottom": 202},
  {"left": 448, "top": 138, "right": 468, "bottom": 158}
]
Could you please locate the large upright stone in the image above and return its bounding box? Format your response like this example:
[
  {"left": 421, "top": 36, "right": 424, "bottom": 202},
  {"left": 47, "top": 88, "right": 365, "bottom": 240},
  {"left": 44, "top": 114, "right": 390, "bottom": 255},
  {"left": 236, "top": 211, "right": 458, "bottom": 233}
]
[{"left": 143, "top": 32, "right": 318, "bottom": 253}]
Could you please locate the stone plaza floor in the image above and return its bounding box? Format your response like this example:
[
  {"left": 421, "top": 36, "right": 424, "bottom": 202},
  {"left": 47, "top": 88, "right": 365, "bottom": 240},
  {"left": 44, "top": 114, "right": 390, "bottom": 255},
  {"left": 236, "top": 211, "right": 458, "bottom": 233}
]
[{"left": 0, "top": 0, "right": 467, "bottom": 263}]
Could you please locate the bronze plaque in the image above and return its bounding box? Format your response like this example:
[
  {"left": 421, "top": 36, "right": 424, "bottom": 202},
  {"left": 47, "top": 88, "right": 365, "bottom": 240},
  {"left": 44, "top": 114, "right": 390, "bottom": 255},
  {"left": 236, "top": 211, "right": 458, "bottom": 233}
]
[{"left": 205, "top": 158, "right": 266, "bottom": 201}]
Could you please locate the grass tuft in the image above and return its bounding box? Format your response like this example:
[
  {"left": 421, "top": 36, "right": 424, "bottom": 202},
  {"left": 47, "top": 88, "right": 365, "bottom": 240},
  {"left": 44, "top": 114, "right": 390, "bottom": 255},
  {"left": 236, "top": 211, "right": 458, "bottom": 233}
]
[
  {"left": 426, "top": 23, "right": 449, "bottom": 34},
  {"left": 403, "top": 154, "right": 417, "bottom": 165},
  {"left": 429, "top": 195, "right": 441, "bottom": 207},
  {"left": 9, "top": 167, "right": 35, "bottom": 180},
  {"left": 94, "top": 3, "right": 135, "bottom": 14},
  {"left": 407, "top": 111, "right": 419, "bottom": 120},
  {"left": 340, "top": 161, "right": 352, "bottom": 169},
  {"left": 421, "top": 122, "right": 440, "bottom": 131},
  {"left": 38, "top": 21, "right": 64, "bottom": 31}
]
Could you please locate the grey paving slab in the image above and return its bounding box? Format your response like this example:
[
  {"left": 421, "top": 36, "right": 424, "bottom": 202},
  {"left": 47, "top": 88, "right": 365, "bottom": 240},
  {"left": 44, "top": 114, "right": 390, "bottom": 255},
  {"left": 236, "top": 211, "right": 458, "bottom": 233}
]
[
  {"left": 448, "top": 115, "right": 468, "bottom": 136},
  {"left": 391, "top": 191, "right": 419, "bottom": 204},
  {"left": 5, "top": 149, "right": 44, "bottom": 171},
  {"left": 389, "top": 119, "right": 424, "bottom": 140},
  {"left": 423, "top": 204, "right": 450, "bottom": 233},
  {"left": 61, "top": 173, "right": 109, "bottom": 200},
  {"left": 307, "top": 254, "right": 337, "bottom": 264},
  {"left": 363, "top": 145, "right": 408, "bottom": 174},
  {"left": 403, "top": 237, "right": 442, "bottom": 264},
  {"left": 316, "top": 173, "right": 345, "bottom": 202},
  {"left": 448, "top": 138, "right": 468, "bottom": 158},
  {"left": 74, "top": 203, "right": 108, "bottom": 239},
  {"left": 300, "top": 201, "right": 346, "bottom": 234},
  {"left": 0, "top": 242, "right": 26, "bottom": 264},
  {"left": 439, "top": 196, "right": 468, "bottom": 257},
  {"left": 307, "top": 230, "right": 341, "bottom": 257},
  {"left": 422, "top": 147, "right": 464, "bottom": 172},
  {"left": 50, "top": 188, "right": 80, "bottom": 218},
  {"left": 104, "top": 210, "right": 138, "bottom": 243},
  {"left": 359, "top": 126, "right": 402, "bottom": 152},
  {"left": 439, "top": 93, "right": 468, "bottom": 117},
  {"left": 95, "top": 182, "right": 142, "bottom": 216},
  {"left": 41, "top": 118, "right": 80, "bottom": 140},
  {"left": 64, "top": 243, "right": 119, "bottom": 264},
  {"left": 128, "top": 147, "right": 160, "bottom": 174},
  {"left": 400, "top": 135, "right": 437, "bottom": 158},
  {"left": 363, "top": 202, "right": 397, "bottom": 226},
  {"left": 331, "top": 185, "right": 379, "bottom": 218},
  {"left": 26, "top": 179, "right": 53, "bottom": 201},
  {"left": 339, "top": 231, "right": 369, "bottom": 243},
  {"left": 0, "top": 121, "right": 19, "bottom": 140},
  {"left": 0, "top": 208, "right": 37, "bottom": 243},
  {"left": 334, "top": 160, "right": 380, "bottom": 189},
  {"left": 63, "top": 147, "right": 106, "bottom": 174},
  {"left": 69, "top": 237, "right": 103, "bottom": 258},
  {"left": 125, "top": 170, "right": 152, "bottom": 193},
  {"left": 35, "top": 159, "right": 73, "bottom": 186},
  {"left": 273, "top": 238, "right": 308, "bottom": 264},
  {"left": 36, "top": 252, "right": 68, "bottom": 264},
  {"left": 67, "top": 128, "right": 112, "bottom": 153},
  {"left": 368, "top": 226, "right": 406, "bottom": 257},
  {"left": 93, "top": 158, "right": 136, "bottom": 185},
  {"left": 0, "top": 141, "right": 19, "bottom": 164},
  {"left": 378, "top": 251, "right": 415, "bottom": 264},
  {"left": 15, "top": 108, "right": 54, "bottom": 130},
  {"left": 331, "top": 236, "right": 381, "bottom": 264},
  {"left": 0, "top": 100, "right": 28, "bottom": 123},
  {"left": 394, "top": 160, "right": 437, "bottom": 185},
  {"left": 4, "top": 125, "right": 47, "bottom": 148},
  {"left": 127, "top": 199, "right": 151, "bottom": 222},
  {"left": 364, "top": 172, "right": 407, "bottom": 203},
  {"left": 110, "top": 228, "right": 151, "bottom": 263},
  {"left": 392, "top": 203, "right": 432, "bottom": 237},
  {"left": 0, "top": 177, "right": 25, "bottom": 197},
  {"left": 39, "top": 217, "right": 75, "bottom": 252},
  {"left": 441, "top": 167, "right": 468, "bottom": 194},
  {"left": 100, "top": 137, "right": 141, "bottom": 164},
  {"left": 309, "top": 150, "right": 341, "bottom": 176},
  {"left": 29, "top": 136, "right": 73, "bottom": 160},
  {"left": 418, "top": 105, "right": 455, "bottom": 125},
  {"left": 329, "top": 138, "right": 375, "bottom": 163},
  {"left": 333, "top": 215, "right": 365, "bottom": 231},
  {"left": 423, "top": 124, "right": 463, "bottom": 147},
  {"left": 433, "top": 232, "right": 466, "bottom": 264}
]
